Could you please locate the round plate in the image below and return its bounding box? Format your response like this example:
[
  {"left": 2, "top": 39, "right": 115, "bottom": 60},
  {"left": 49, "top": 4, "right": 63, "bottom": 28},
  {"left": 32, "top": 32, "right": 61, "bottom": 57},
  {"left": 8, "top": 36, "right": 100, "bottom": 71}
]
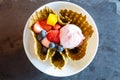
[{"left": 23, "top": 1, "right": 99, "bottom": 77}]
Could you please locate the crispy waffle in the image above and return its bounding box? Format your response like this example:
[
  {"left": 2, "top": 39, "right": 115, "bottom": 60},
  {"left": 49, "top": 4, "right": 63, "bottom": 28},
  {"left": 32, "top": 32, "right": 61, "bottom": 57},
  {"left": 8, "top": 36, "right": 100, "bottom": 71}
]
[
  {"left": 49, "top": 49, "right": 67, "bottom": 69},
  {"left": 29, "top": 7, "right": 67, "bottom": 69},
  {"left": 29, "top": 7, "right": 94, "bottom": 69},
  {"left": 30, "top": 7, "right": 55, "bottom": 61},
  {"left": 59, "top": 9, "right": 94, "bottom": 60},
  {"left": 65, "top": 38, "right": 88, "bottom": 60},
  {"left": 32, "top": 32, "right": 49, "bottom": 61},
  {"left": 31, "top": 6, "right": 55, "bottom": 23}
]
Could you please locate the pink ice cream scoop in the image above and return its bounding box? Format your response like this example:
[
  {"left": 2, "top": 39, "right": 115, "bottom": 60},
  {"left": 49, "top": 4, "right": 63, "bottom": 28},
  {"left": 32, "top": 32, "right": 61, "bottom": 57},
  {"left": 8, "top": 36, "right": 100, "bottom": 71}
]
[{"left": 60, "top": 24, "right": 85, "bottom": 49}]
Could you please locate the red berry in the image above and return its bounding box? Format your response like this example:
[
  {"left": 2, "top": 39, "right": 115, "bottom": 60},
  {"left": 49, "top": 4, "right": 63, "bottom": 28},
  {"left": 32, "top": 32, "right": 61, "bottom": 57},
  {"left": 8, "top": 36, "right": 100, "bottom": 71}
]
[
  {"left": 32, "top": 21, "right": 43, "bottom": 34},
  {"left": 47, "top": 30, "right": 60, "bottom": 44},
  {"left": 39, "top": 20, "right": 52, "bottom": 31},
  {"left": 52, "top": 24, "right": 61, "bottom": 30}
]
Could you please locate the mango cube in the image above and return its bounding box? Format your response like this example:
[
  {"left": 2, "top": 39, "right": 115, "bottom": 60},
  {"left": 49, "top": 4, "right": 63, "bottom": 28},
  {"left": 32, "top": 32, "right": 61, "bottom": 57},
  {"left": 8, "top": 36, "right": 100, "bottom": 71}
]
[{"left": 47, "top": 13, "right": 57, "bottom": 26}]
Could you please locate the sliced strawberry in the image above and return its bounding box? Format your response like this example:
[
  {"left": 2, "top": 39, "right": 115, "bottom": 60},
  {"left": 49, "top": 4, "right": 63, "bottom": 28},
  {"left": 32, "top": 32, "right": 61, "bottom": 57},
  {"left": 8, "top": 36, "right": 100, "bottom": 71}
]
[
  {"left": 32, "top": 21, "right": 43, "bottom": 34},
  {"left": 39, "top": 20, "right": 52, "bottom": 31},
  {"left": 52, "top": 23, "right": 61, "bottom": 30},
  {"left": 47, "top": 30, "right": 60, "bottom": 44}
]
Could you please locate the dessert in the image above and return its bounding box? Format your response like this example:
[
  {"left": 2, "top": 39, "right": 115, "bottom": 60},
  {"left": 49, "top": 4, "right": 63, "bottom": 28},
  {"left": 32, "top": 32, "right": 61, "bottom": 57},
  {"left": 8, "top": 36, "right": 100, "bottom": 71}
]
[
  {"left": 60, "top": 24, "right": 85, "bottom": 49},
  {"left": 29, "top": 7, "right": 93, "bottom": 69}
]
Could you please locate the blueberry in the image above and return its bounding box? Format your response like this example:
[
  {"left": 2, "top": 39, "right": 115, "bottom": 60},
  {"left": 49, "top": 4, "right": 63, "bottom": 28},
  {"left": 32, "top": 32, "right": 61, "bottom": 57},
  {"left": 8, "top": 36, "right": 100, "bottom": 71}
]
[
  {"left": 41, "top": 46, "right": 48, "bottom": 55},
  {"left": 41, "top": 30, "right": 47, "bottom": 38},
  {"left": 57, "top": 45, "right": 64, "bottom": 52},
  {"left": 49, "top": 42, "right": 55, "bottom": 49},
  {"left": 37, "top": 34, "right": 42, "bottom": 41},
  {"left": 37, "top": 30, "right": 46, "bottom": 41}
]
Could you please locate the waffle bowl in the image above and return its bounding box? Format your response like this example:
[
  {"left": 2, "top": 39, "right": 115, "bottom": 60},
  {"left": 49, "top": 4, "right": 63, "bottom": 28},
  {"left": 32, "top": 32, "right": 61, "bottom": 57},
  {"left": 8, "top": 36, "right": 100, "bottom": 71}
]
[
  {"left": 23, "top": 1, "right": 99, "bottom": 77},
  {"left": 59, "top": 9, "right": 93, "bottom": 38},
  {"left": 30, "top": 6, "right": 93, "bottom": 69},
  {"left": 59, "top": 9, "right": 94, "bottom": 60},
  {"left": 30, "top": 7, "right": 67, "bottom": 69}
]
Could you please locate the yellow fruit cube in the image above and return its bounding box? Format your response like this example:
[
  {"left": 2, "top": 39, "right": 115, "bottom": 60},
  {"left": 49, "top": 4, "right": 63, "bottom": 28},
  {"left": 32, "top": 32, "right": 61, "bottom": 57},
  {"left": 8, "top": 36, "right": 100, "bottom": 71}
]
[{"left": 47, "top": 13, "right": 57, "bottom": 26}]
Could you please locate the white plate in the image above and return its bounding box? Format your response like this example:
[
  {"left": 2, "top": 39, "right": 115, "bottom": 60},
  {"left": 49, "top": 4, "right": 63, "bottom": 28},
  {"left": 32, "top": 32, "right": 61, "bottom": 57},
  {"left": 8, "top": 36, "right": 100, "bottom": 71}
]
[{"left": 23, "top": 1, "right": 99, "bottom": 77}]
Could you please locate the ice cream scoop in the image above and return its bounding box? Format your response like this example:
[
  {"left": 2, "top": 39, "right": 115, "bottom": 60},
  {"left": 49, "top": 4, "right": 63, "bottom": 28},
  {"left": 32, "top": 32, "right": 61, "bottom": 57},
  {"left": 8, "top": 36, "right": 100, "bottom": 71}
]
[{"left": 60, "top": 24, "right": 85, "bottom": 49}]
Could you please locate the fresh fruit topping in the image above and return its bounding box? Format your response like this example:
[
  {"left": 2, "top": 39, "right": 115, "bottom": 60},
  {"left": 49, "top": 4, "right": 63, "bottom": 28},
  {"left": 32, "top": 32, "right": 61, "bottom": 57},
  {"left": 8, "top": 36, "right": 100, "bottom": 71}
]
[
  {"left": 37, "top": 34, "right": 42, "bottom": 41},
  {"left": 47, "top": 30, "right": 60, "bottom": 44},
  {"left": 41, "top": 30, "right": 47, "bottom": 37},
  {"left": 52, "top": 23, "right": 61, "bottom": 30},
  {"left": 49, "top": 42, "right": 56, "bottom": 49},
  {"left": 39, "top": 20, "right": 52, "bottom": 31},
  {"left": 41, "top": 37, "right": 51, "bottom": 48},
  {"left": 37, "top": 30, "right": 47, "bottom": 41},
  {"left": 47, "top": 13, "right": 57, "bottom": 26},
  {"left": 41, "top": 46, "right": 48, "bottom": 54},
  {"left": 32, "top": 21, "right": 43, "bottom": 34},
  {"left": 57, "top": 45, "right": 64, "bottom": 52}
]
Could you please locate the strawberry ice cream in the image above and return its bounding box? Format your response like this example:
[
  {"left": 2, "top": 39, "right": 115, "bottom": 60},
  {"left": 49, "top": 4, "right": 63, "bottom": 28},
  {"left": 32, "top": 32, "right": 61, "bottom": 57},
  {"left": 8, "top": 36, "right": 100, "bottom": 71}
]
[{"left": 60, "top": 24, "right": 85, "bottom": 49}]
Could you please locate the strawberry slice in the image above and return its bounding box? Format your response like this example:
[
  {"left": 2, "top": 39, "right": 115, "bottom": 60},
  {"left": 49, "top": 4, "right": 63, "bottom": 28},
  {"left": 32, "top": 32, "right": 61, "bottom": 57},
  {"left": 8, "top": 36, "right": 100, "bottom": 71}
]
[
  {"left": 39, "top": 20, "right": 52, "bottom": 31},
  {"left": 52, "top": 23, "right": 61, "bottom": 30},
  {"left": 47, "top": 30, "right": 60, "bottom": 44},
  {"left": 32, "top": 21, "right": 43, "bottom": 34}
]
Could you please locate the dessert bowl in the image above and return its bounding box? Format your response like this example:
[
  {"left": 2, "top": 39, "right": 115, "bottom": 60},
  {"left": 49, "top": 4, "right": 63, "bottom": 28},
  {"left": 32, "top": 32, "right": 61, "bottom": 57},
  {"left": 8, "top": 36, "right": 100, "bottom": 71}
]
[{"left": 23, "top": 1, "right": 99, "bottom": 77}]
